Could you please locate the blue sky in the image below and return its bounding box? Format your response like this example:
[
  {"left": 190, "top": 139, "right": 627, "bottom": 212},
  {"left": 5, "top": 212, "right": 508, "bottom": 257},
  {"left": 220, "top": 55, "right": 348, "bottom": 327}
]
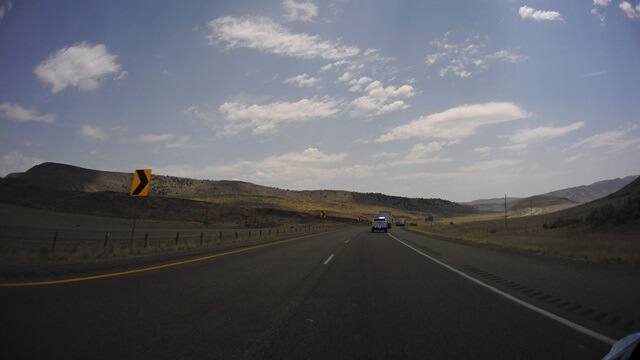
[{"left": 1, "top": 0, "right": 639, "bottom": 202}]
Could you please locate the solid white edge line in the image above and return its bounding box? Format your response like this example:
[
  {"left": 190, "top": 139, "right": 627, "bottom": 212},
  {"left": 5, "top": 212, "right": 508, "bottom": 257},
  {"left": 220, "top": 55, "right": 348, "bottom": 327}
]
[
  {"left": 387, "top": 233, "right": 617, "bottom": 345},
  {"left": 324, "top": 254, "right": 335, "bottom": 265}
]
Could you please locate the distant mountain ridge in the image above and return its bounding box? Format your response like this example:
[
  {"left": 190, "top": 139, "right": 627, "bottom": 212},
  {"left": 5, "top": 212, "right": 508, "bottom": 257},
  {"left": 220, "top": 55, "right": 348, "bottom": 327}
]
[
  {"left": 543, "top": 176, "right": 638, "bottom": 203},
  {"left": 463, "top": 175, "right": 638, "bottom": 212}
]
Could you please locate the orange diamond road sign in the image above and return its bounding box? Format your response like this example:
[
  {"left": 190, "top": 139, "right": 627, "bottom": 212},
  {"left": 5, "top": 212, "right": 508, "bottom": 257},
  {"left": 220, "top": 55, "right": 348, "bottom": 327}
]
[{"left": 130, "top": 169, "right": 151, "bottom": 196}]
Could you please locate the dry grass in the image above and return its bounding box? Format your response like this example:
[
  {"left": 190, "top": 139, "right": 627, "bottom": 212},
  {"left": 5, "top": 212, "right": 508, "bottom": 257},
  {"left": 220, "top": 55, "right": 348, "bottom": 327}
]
[
  {"left": 0, "top": 222, "right": 341, "bottom": 262},
  {"left": 410, "top": 212, "right": 640, "bottom": 266}
]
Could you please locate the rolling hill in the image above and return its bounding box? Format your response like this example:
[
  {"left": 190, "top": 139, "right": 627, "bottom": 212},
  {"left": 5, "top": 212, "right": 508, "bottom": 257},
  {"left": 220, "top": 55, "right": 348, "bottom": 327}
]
[{"left": 2, "top": 162, "right": 475, "bottom": 226}]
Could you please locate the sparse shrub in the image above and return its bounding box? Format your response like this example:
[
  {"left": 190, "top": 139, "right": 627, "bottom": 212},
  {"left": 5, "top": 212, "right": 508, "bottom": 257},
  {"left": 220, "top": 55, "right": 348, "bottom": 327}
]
[
  {"left": 586, "top": 195, "right": 640, "bottom": 226},
  {"left": 544, "top": 216, "right": 582, "bottom": 229}
]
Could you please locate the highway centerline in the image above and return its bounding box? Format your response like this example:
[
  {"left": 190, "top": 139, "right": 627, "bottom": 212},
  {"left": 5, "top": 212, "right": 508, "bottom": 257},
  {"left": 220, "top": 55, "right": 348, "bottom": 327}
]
[
  {"left": 387, "top": 233, "right": 617, "bottom": 345},
  {"left": 0, "top": 231, "right": 341, "bottom": 288}
]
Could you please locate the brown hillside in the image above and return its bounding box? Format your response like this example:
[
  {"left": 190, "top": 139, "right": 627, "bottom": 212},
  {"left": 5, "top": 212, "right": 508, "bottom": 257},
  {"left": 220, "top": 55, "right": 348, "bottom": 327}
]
[{"left": 9, "top": 162, "right": 475, "bottom": 216}]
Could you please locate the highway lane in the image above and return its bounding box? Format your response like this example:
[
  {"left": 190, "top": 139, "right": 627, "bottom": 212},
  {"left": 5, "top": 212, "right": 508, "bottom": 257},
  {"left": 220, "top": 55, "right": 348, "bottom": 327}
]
[
  {"left": 392, "top": 228, "right": 640, "bottom": 341},
  {"left": 0, "top": 228, "right": 616, "bottom": 359}
]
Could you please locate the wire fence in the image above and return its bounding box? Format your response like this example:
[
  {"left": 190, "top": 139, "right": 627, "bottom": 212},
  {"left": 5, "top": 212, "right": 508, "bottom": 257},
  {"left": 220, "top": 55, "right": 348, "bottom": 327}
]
[{"left": 0, "top": 225, "right": 329, "bottom": 259}]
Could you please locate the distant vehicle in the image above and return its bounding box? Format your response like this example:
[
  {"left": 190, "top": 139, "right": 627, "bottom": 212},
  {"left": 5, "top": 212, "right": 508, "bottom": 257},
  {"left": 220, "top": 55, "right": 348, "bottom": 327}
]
[
  {"left": 371, "top": 217, "right": 388, "bottom": 233},
  {"left": 395, "top": 217, "right": 406, "bottom": 227},
  {"left": 379, "top": 211, "right": 392, "bottom": 229}
]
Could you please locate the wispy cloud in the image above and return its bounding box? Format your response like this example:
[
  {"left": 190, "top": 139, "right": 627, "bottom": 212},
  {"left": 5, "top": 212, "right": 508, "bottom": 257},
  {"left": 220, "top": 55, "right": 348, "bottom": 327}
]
[
  {"left": 501, "top": 122, "right": 585, "bottom": 150},
  {"left": 34, "top": 42, "right": 125, "bottom": 93},
  {"left": 519, "top": 6, "right": 564, "bottom": 22},
  {"left": 284, "top": 73, "right": 321, "bottom": 88},
  {"left": 375, "top": 102, "right": 532, "bottom": 143},
  {"left": 426, "top": 31, "right": 527, "bottom": 78},
  {"left": 571, "top": 126, "right": 640, "bottom": 153},
  {"left": 216, "top": 97, "right": 342, "bottom": 135},
  {"left": 0, "top": 0, "right": 13, "bottom": 21},
  {"left": 134, "top": 133, "right": 176, "bottom": 143},
  {"left": 207, "top": 16, "right": 359, "bottom": 60},
  {"left": 580, "top": 71, "right": 607, "bottom": 78},
  {"left": 282, "top": 0, "right": 318, "bottom": 22},
  {"left": 80, "top": 124, "right": 109, "bottom": 141},
  {"left": 474, "top": 146, "right": 492, "bottom": 155},
  {"left": 0, "top": 102, "right": 56, "bottom": 123}
]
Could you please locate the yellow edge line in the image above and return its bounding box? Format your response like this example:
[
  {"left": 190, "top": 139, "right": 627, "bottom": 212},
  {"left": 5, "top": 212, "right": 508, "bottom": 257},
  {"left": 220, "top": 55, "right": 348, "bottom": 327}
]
[{"left": 0, "top": 231, "right": 333, "bottom": 288}]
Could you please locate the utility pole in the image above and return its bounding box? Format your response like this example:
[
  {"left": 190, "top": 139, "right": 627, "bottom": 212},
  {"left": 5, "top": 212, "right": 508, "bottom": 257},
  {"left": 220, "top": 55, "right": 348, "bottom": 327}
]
[
  {"left": 530, "top": 199, "right": 533, "bottom": 217},
  {"left": 504, "top": 194, "right": 508, "bottom": 229}
]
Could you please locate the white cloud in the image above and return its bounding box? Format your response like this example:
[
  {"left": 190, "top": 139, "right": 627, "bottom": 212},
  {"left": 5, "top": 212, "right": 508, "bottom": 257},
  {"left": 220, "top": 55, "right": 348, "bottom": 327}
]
[
  {"left": 592, "top": 1, "right": 611, "bottom": 25},
  {"left": 474, "top": 146, "right": 492, "bottom": 154},
  {"left": 370, "top": 151, "right": 399, "bottom": 159},
  {"left": 347, "top": 76, "right": 373, "bottom": 92},
  {"left": 349, "top": 80, "right": 414, "bottom": 117},
  {"left": 502, "top": 122, "right": 585, "bottom": 150},
  {"left": 0, "top": 102, "right": 56, "bottom": 123},
  {"left": 375, "top": 102, "right": 532, "bottom": 143},
  {"left": 571, "top": 128, "right": 640, "bottom": 153},
  {"left": 284, "top": 73, "right": 321, "bottom": 87},
  {"left": 34, "top": 42, "right": 124, "bottom": 93},
  {"left": 283, "top": 0, "right": 318, "bottom": 22},
  {"left": 162, "top": 136, "right": 197, "bottom": 150},
  {"left": 486, "top": 50, "right": 528, "bottom": 64},
  {"left": 0, "top": 151, "right": 43, "bottom": 177},
  {"left": 217, "top": 97, "right": 342, "bottom": 135},
  {"left": 134, "top": 133, "right": 176, "bottom": 143},
  {"left": 594, "top": 0, "right": 612, "bottom": 6},
  {"left": 80, "top": 124, "right": 109, "bottom": 141},
  {"left": 270, "top": 147, "right": 345, "bottom": 164},
  {"left": 404, "top": 142, "right": 443, "bottom": 160},
  {"left": 519, "top": 6, "right": 564, "bottom": 22},
  {"left": 426, "top": 31, "right": 527, "bottom": 78},
  {"left": 207, "top": 16, "right": 359, "bottom": 60},
  {"left": 619, "top": 1, "right": 640, "bottom": 19},
  {"left": 390, "top": 142, "right": 452, "bottom": 166}
]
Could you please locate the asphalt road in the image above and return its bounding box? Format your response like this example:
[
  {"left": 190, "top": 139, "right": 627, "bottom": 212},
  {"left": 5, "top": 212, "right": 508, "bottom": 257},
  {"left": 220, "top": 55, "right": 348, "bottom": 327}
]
[{"left": 1, "top": 227, "right": 633, "bottom": 359}]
